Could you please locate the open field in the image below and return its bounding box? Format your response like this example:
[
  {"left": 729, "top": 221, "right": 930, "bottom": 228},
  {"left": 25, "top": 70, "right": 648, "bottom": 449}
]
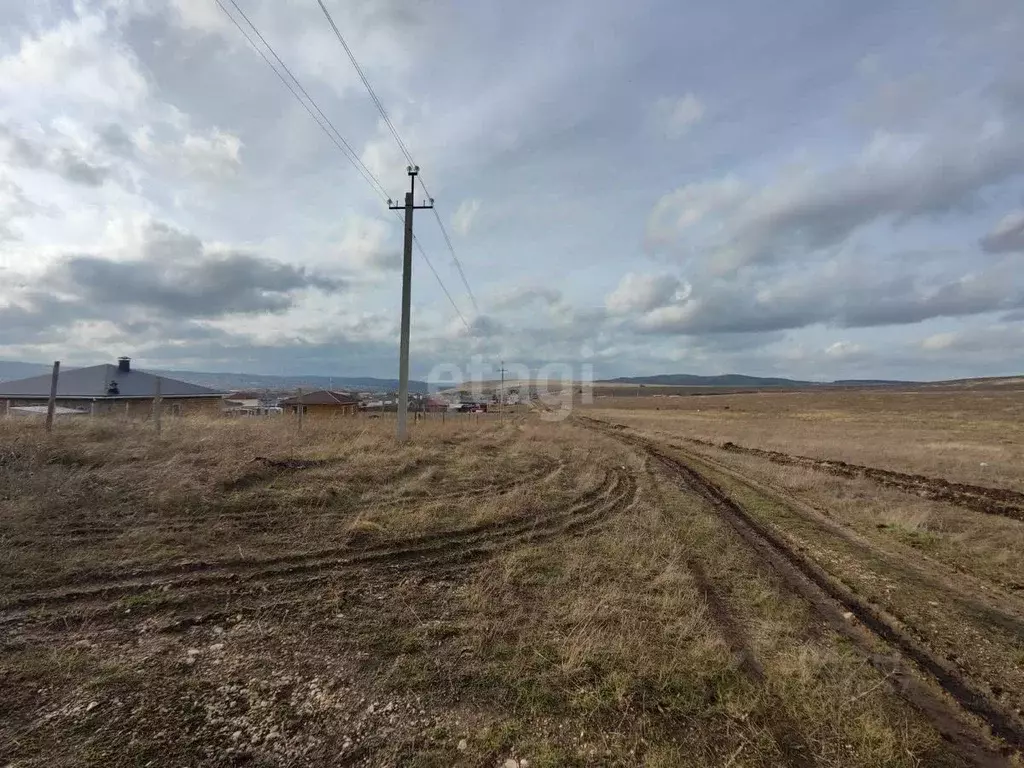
[
  {"left": 584, "top": 388, "right": 1024, "bottom": 491},
  {"left": 1, "top": 394, "right": 1023, "bottom": 766}
]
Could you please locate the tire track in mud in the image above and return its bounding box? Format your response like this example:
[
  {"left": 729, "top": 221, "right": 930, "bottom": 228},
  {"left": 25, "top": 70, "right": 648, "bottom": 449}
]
[
  {"left": 5, "top": 462, "right": 578, "bottom": 596},
  {"left": 687, "top": 557, "right": 816, "bottom": 768},
  {"left": 686, "top": 448, "right": 1024, "bottom": 636},
  {"left": 704, "top": 440, "right": 1024, "bottom": 522},
  {"left": 643, "top": 460, "right": 815, "bottom": 767},
  {"left": 9, "top": 460, "right": 568, "bottom": 547},
  {"left": 579, "top": 416, "right": 1022, "bottom": 766},
  {"left": 0, "top": 465, "right": 638, "bottom": 628},
  {"left": 631, "top": 426, "right": 1024, "bottom": 521},
  {"left": 622, "top": 423, "right": 1024, "bottom": 616}
]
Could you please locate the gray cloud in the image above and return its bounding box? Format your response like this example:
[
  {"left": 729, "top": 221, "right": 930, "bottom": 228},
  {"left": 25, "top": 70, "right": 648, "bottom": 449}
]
[
  {"left": 3, "top": 0, "right": 1023, "bottom": 384},
  {"left": 53, "top": 222, "right": 343, "bottom": 318},
  {"left": 0, "top": 222, "right": 345, "bottom": 346},
  {"left": 648, "top": 127, "right": 1024, "bottom": 271},
  {"left": 628, "top": 257, "right": 1024, "bottom": 336},
  {"left": 0, "top": 123, "right": 111, "bottom": 188},
  {"left": 55, "top": 148, "right": 110, "bottom": 186},
  {"left": 97, "top": 123, "right": 137, "bottom": 155},
  {"left": 980, "top": 210, "right": 1024, "bottom": 253},
  {"left": 461, "top": 314, "right": 505, "bottom": 338},
  {"left": 489, "top": 285, "right": 563, "bottom": 312},
  {"left": 0, "top": 178, "right": 43, "bottom": 241},
  {"left": 344, "top": 248, "right": 401, "bottom": 273},
  {"left": 0, "top": 293, "right": 84, "bottom": 344}
]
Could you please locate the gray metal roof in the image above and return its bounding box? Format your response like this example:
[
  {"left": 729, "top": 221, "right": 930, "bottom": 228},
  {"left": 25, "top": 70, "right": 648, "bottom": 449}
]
[{"left": 0, "top": 364, "right": 226, "bottom": 399}]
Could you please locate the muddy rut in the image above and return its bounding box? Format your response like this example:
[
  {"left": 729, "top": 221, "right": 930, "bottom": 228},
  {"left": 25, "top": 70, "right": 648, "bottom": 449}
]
[
  {"left": 1, "top": 464, "right": 639, "bottom": 630},
  {"left": 579, "top": 416, "right": 1023, "bottom": 766},
  {"left": 705, "top": 440, "right": 1024, "bottom": 521}
]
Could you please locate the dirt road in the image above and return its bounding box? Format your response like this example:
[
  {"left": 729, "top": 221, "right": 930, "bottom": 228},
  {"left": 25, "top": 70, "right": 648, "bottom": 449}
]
[{"left": 578, "top": 415, "right": 1024, "bottom": 766}]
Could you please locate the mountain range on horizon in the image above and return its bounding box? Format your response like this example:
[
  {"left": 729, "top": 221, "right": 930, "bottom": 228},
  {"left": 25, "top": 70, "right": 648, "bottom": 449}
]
[
  {"left": 600, "top": 374, "right": 912, "bottom": 387},
  {"left": 5, "top": 359, "right": 1020, "bottom": 394}
]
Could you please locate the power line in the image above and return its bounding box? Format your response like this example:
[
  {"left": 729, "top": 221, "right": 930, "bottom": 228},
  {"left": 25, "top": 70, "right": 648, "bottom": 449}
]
[
  {"left": 217, "top": 0, "right": 388, "bottom": 201},
  {"left": 425, "top": 193, "right": 480, "bottom": 315},
  {"left": 412, "top": 232, "right": 472, "bottom": 332},
  {"left": 315, "top": 0, "right": 414, "bottom": 166},
  {"left": 217, "top": 0, "right": 471, "bottom": 328},
  {"left": 314, "top": 0, "right": 481, "bottom": 316}
]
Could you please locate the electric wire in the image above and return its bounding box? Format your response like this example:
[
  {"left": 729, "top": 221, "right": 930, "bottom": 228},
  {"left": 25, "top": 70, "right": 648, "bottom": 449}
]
[
  {"left": 217, "top": 0, "right": 472, "bottom": 327},
  {"left": 314, "top": 0, "right": 482, "bottom": 315},
  {"left": 219, "top": 0, "right": 388, "bottom": 201}
]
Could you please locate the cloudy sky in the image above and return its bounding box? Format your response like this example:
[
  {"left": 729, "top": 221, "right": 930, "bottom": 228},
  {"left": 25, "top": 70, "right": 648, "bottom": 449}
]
[{"left": 1, "top": 0, "right": 1022, "bottom": 381}]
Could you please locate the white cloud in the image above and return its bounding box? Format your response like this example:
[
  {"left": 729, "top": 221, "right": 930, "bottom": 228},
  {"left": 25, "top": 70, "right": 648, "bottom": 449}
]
[
  {"left": 167, "top": 0, "right": 232, "bottom": 34},
  {"left": 179, "top": 130, "right": 243, "bottom": 179},
  {"left": 0, "top": 13, "right": 148, "bottom": 111},
  {"left": 918, "top": 325, "right": 1024, "bottom": 357},
  {"left": 921, "top": 332, "right": 958, "bottom": 351},
  {"left": 653, "top": 94, "right": 705, "bottom": 139},
  {"left": 606, "top": 272, "right": 685, "bottom": 314},
  {"left": 825, "top": 341, "right": 864, "bottom": 358},
  {"left": 645, "top": 178, "right": 746, "bottom": 250},
  {"left": 0, "top": 0, "right": 1021, "bottom": 381},
  {"left": 359, "top": 134, "right": 404, "bottom": 185},
  {"left": 359, "top": 117, "right": 424, "bottom": 188},
  {"left": 334, "top": 215, "right": 399, "bottom": 274},
  {"left": 452, "top": 199, "right": 481, "bottom": 237}
]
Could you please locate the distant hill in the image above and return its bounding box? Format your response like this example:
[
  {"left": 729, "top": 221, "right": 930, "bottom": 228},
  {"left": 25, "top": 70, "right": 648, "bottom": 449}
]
[
  {"left": 602, "top": 374, "right": 815, "bottom": 387},
  {"left": 602, "top": 374, "right": 917, "bottom": 387},
  {"left": 0, "top": 360, "right": 427, "bottom": 394}
]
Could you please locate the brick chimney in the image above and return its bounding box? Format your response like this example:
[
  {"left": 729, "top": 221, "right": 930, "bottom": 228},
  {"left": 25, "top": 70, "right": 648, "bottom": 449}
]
[{"left": 117, "top": 357, "right": 131, "bottom": 373}]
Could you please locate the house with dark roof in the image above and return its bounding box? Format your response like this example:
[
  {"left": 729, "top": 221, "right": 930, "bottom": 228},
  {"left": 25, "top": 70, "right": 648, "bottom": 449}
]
[
  {"left": 0, "top": 357, "right": 226, "bottom": 417},
  {"left": 278, "top": 390, "right": 359, "bottom": 417}
]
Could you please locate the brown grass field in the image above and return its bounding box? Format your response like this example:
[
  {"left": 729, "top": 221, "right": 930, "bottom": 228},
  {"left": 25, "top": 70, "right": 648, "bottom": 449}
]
[{"left": 1, "top": 390, "right": 1023, "bottom": 766}]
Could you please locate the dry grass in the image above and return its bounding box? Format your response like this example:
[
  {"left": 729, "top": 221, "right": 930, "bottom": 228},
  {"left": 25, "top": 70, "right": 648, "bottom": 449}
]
[
  {"left": 578, "top": 390, "right": 1024, "bottom": 762},
  {"left": 585, "top": 388, "right": 1024, "bottom": 490},
  {"left": 0, "top": 411, "right": 1017, "bottom": 766},
  {"left": 697, "top": 453, "right": 1024, "bottom": 589},
  {"left": 0, "top": 415, "right": 584, "bottom": 589},
  {"left": 453, "top": 464, "right": 952, "bottom": 767}
]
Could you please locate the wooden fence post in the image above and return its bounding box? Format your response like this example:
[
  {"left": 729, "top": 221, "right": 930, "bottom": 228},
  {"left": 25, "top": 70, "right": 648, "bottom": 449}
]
[
  {"left": 45, "top": 361, "right": 60, "bottom": 432},
  {"left": 297, "top": 388, "right": 304, "bottom": 432},
  {"left": 152, "top": 377, "right": 162, "bottom": 434}
]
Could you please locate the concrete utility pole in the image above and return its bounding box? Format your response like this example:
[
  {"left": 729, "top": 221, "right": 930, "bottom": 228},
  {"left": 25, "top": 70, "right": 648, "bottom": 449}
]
[
  {"left": 498, "top": 361, "right": 508, "bottom": 423},
  {"left": 45, "top": 361, "right": 60, "bottom": 432},
  {"left": 152, "top": 377, "right": 162, "bottom": 435},
  {"left": 389, "top": 165, "right": 433, "bottom": 441}
]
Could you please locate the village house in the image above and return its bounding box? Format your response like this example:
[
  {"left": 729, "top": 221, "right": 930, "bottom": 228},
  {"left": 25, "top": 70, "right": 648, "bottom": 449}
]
[
  {"left": 223, "top": 391, "right": 282, "bottom": 417},
  {"left": 278, "top": 390, "right": 359, "bottom": 417},
  {"left": 0, "top": 357, "right": 226, "bottom": 417}
]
